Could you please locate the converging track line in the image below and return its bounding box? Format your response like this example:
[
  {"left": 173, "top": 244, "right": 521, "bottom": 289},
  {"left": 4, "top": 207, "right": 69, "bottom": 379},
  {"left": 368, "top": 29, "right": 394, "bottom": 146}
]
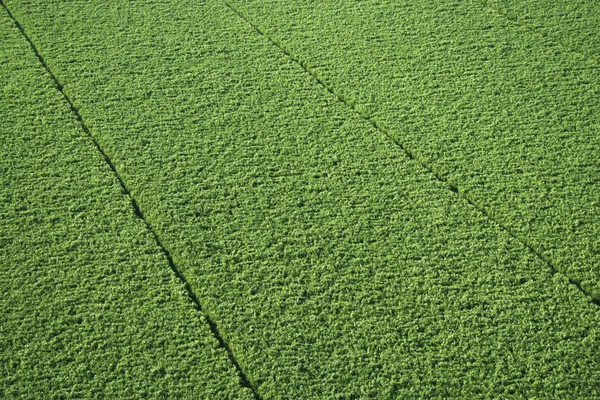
[
  {"left": 0, "top": 1, "right": 264, "bottom": 398},
  {"left": 223, "top": 1, "right": 600, "bottom": 307}
]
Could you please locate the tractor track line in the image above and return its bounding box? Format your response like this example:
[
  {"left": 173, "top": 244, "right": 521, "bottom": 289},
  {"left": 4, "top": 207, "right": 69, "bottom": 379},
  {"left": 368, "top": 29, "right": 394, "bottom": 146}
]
[
  {"left": 224, "top": 1, "right": 600, "bottom": 308},
  {"left": 0, "top": 2, "right": 264, "bottom": 397}
]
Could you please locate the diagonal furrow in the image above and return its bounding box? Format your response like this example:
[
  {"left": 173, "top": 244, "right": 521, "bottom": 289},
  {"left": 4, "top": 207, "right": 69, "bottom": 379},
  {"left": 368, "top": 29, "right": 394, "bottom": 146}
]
[
  {"left": 224, "top": 1, "right": 599, "bottom": 307},
  {"left": 0, "top": 1, "right": 263, "bottom": 398},
  {"left": 6, "top": 0, "right": 600, "bottom": 396}
]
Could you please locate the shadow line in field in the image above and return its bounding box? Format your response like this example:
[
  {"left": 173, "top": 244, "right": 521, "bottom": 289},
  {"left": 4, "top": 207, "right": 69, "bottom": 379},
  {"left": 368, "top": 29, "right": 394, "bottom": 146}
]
[
  {"left": 223, "top": 0, "right": 600, "bottom": 307},
  {"left": 0, "top": 1, "right": 263, "bottom": 398}
]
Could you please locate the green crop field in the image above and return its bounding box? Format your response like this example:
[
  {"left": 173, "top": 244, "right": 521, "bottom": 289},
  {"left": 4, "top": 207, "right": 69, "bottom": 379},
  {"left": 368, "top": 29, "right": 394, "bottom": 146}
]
[{"left": 1, "top": 0, "right": 599, "bottom": 399}]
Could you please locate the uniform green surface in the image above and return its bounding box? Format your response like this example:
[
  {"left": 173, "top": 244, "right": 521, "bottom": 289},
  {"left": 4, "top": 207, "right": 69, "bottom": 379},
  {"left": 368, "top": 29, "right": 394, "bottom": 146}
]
[
  {"left": 0, "top": 7, "right": 252, "bottom": 399},
  {"left": 482, "top": 0, "right": 600, "bottom": 59},
  {"left": 226, "top": 0, "right": 600, "bottom": 299},
  {"left": 3, "top": 0, "right": 600, "bottom": 398}
]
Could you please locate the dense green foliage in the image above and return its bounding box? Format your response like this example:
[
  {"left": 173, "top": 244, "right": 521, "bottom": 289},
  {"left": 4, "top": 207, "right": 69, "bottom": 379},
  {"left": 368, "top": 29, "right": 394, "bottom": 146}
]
[
  {"left": 0, "top": 7, "right": 252, "bottom": 399},
  {"left": 4, "top": 0, "right": 599, "bottom": 398},
  {"left": 483, "top": 0, "right": 600, "bottom": 58},
  {"left": 227, "top": 0, "right": 600, "bottom": 299}
]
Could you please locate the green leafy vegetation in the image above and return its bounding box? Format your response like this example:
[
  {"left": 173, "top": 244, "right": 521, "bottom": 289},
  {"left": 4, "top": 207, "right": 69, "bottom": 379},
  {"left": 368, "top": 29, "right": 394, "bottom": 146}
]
[
  {"left": 3, "top": 0, "right": 600, "bottom": 398},
  {"left": 226, "top": 0, "right": 600, "bottom": 299},
  {"left": 482, "top": 0, "right": 600, "bottom": 59},
  {"left": 0, "top": 7, "right": 252, "bottom": 399}
]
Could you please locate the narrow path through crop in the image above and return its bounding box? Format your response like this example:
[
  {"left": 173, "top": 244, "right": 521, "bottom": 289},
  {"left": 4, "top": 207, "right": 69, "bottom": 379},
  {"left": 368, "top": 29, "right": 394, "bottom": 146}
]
[
  {"left": 0, "top": 2, "right": 263, "bottom": 397},
  {"left": 224, "top": 1, "right": 600, "bottom": 307}
]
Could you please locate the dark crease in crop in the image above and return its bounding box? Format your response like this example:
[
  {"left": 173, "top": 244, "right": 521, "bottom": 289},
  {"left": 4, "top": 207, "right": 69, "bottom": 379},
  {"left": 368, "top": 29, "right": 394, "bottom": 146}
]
[
  {"left": 0, "top": 1, "right": 263, "bottom": 398},
  {"left": 223, "top": 0, "right": 600, "bottom": 308}
]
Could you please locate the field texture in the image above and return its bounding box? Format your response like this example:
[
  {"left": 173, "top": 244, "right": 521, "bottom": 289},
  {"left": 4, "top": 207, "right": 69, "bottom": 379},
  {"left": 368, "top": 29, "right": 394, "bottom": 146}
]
[
  {"left": 0, "top": 6, "right": 252, "bottom": 399},
  {"left": 483, "top": 0, "right": 600, "bottom": 59},
  {"left": 2, "top": 0, "right": 600, "bottom": 398},
  {"left": 227, "top": 0, "right": 600, "bottom": 299}
]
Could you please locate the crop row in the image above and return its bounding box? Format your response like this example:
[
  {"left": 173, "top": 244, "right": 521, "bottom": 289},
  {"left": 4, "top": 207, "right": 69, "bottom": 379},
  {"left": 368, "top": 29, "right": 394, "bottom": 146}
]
[
  {"left": 228, "top": 0, "right": 600, "bottom": 299},
  {"left": 3, "top": 0, "right": 600, "bottom": 398},
  {"left": 0, "top": 6, "right": 252, "bottom": 399}
]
